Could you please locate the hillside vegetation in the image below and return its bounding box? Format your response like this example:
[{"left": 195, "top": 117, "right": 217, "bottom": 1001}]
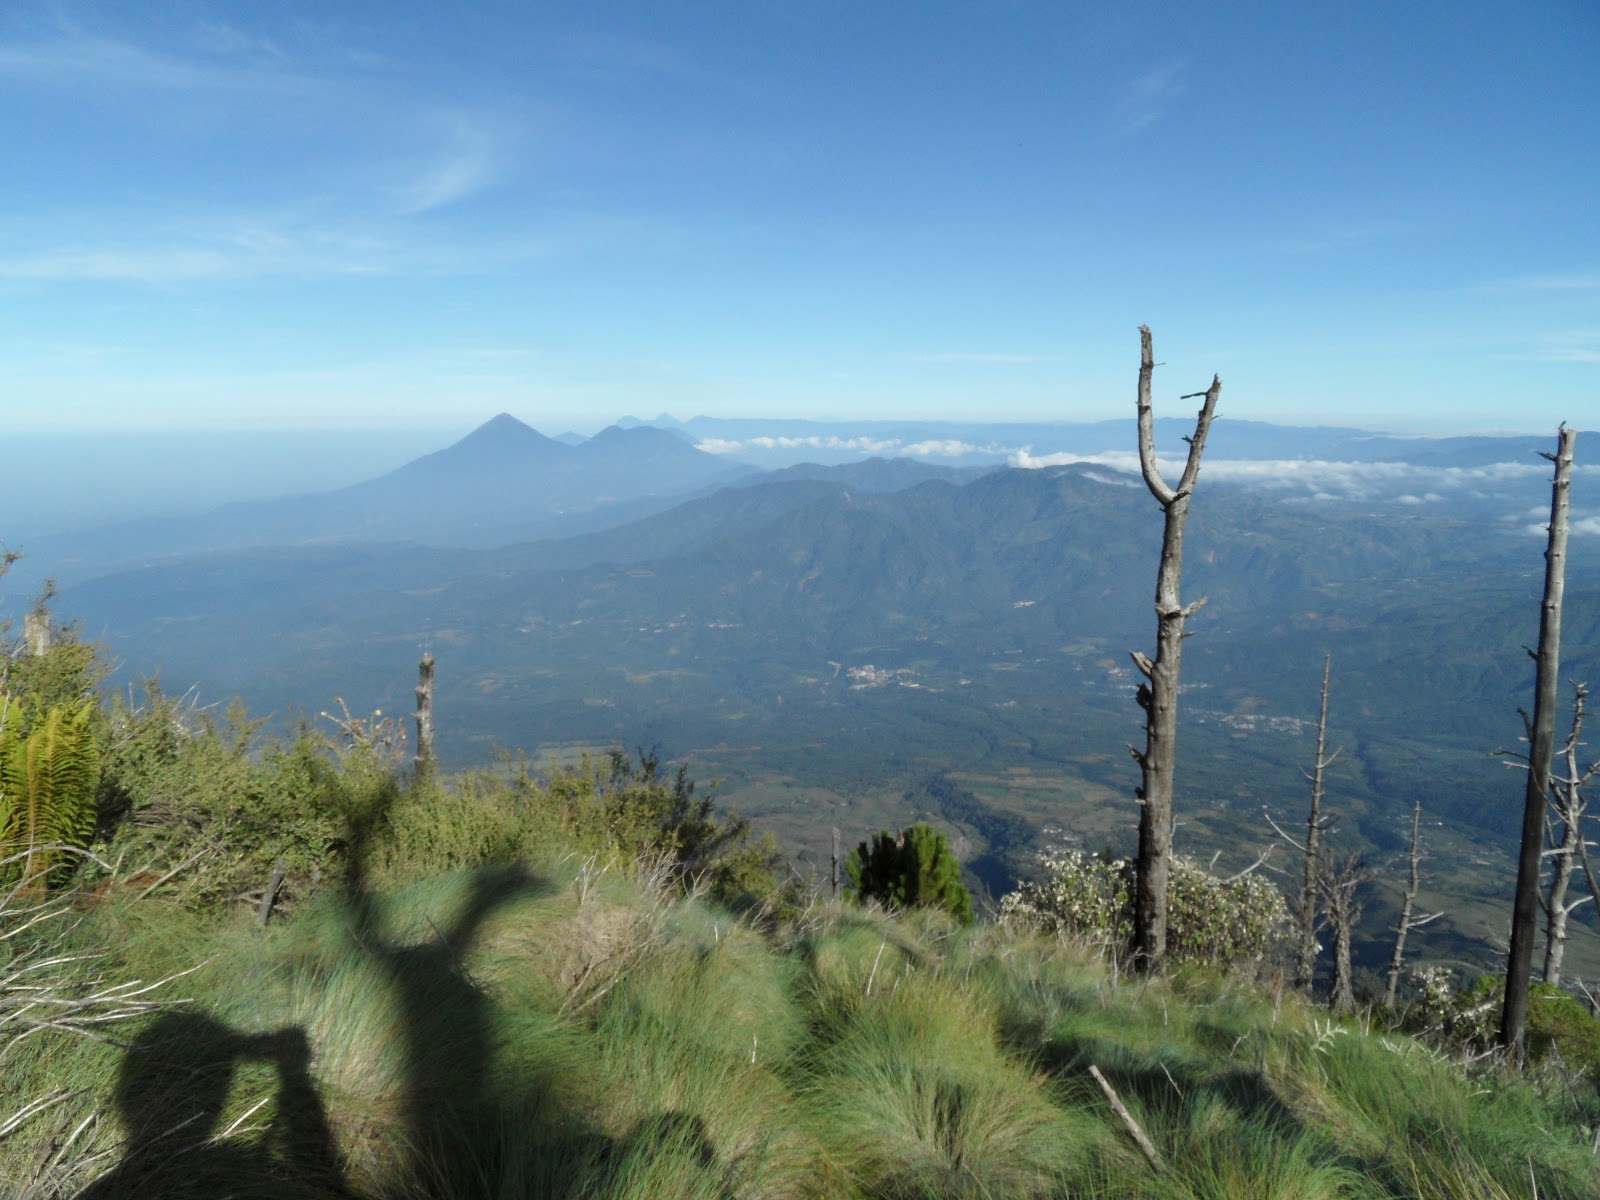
[{"left": 3, "top": 643, "right": 1600, "bottom": 1199}]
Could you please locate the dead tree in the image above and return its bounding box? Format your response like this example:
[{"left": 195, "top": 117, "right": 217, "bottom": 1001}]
[
  {"left": 23, "top": 578, "right": 55, "bottom": 656},
  {"left": 1319, "top": 852, "right": 1370, "bottom": 1015},
  {"left": 1500, "top": 682, "right": 1598, "bottom": 988},
  {"left": 23, "top": 612, "right": 51, "bottom": 657},
  {"left": 831, "top": 826, "right": 842, "bottom": 900},
  {"left": 1264, "top": 654, "right": 1342, "bottom": 994},
  {"left": 1128, "top": 326, "right": 1222, "bottom": 971},
  {"left": 414, "top": 651, "right": 436, "bottom": 773},
  {"left": 1501, "top": 425, "right": 1575, "bottom": 1064},
  {"left": 1547, "top": 685, "right": 1599, "bottom": 986},
  {"left": 1383, "top": 802, "right": 1441, "bottom": 1007},
  {"left": 1542, "top": 699, "right": 1592, "bottom": 988}
]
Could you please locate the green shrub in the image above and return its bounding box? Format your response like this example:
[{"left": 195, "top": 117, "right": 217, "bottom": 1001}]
[
  {"left": 1413, "top": 972, "right": 1600, "bottom": 1081},
  {"left": 96, "top": 690, "right": 387, "bottom": 910},
  {"left": 846, "top": 823, "right": 974, "bottom": 924}
]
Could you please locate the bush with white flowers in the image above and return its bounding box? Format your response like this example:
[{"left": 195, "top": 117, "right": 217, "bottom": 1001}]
[{"left": 1000, "top": 847, "right": 1291, "bottom": 969}]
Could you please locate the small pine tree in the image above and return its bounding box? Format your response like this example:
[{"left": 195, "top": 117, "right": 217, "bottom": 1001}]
[{"left": 845, "top": 823, "right": 974, "bottom": 924}]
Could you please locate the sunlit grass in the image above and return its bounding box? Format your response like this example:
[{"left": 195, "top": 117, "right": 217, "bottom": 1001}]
[{"left": 7, "top": 860, "right": 1599, "bottom": 1199}]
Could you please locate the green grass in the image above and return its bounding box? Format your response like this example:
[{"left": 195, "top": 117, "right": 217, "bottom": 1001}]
[{"left": 6, "top": 863, "right": 1600, "bottom": 1199}]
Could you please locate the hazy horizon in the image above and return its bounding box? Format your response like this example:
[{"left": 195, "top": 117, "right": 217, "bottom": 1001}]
[
  {"left": 8, "top": 408, "right": 1594, "bottom": 441},
  {"left": 4, "top": 410, "right": 1591, "bottom": 547}
]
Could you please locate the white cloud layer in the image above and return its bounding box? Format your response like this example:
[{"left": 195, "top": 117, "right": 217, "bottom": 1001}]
[
  {"left": 695, "top": 435, "right": 1017, "bottom": 459},
  {"left": 699, "top": 432, "right": 1595, "bottom": 508},
  {"left": 1009, "top": 450, "right": 1571, "bottom": 501}
]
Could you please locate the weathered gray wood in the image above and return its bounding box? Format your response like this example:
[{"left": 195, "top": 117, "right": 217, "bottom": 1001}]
[
  {"left": 257, "top": 855, "right": 287, "bottom": 927},
  {"left": 1129, "top": 326, "right": 1221, "bottom": 971},
  {"left": 1544, "top": 809, "right": 1580, "bottom": 988},
  {"left": 1383, "top": 802, "right": 1441, "bottom": 1007},
  {"left": 23, "top": 611, "right": 50, "bottom": 657},
  {"left": 1089, "top": 1064, "right": 1166, "bottom": 1173},
  {"left": 1541, "top": 684, "right": 1595, "bottom": 987},
  {"left": 1295, "top": 654, "right": 1339, "bottom": 993},
  {"left": 1319, "top": 852, "right": 1368, "bottom": 1015},
  {"left": 1502, "top": 425, "right": 1575, "bottom": 1063},
  {"left": 831, "top": 826, "right": 841, "bottom": 899},
  {"left": 414, "top": 652, "right": 436, "bottom": 772}
]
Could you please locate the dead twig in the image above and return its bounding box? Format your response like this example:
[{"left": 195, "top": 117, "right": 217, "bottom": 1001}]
[{"left": 1089, "top": 1064, "right": 1166, "bottom": 1174}]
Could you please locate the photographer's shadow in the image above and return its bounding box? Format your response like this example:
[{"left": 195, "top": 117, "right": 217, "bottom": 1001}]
[{"left": 78, "top": 1011, "right": 347, "bottom": 1200}]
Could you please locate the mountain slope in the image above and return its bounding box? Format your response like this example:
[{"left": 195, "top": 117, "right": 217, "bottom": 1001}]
[{"left": 12, "top": 415, "right": 757, "bottom": 585}]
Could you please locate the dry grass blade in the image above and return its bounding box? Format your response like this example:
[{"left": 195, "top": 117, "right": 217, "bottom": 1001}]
[{"left": 0, "top": 846, "right": 197, "bottom": 1170}]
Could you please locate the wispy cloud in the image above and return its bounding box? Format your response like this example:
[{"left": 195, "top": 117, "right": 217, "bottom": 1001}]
[
  {"left": 1114, "top": 63, "right": 1183, "bottom": 134},
  {"left": 394, "top": 118, "right": 502, "bottom": 214},
  {"left": 0, "top": 32, "right": 316, "bottom": 96},
  {"left": 916, "top": 353, "right": 1038, "bottom": 364},
  {"left": 0, "top": 21, "right": 522, "bottom": 257},
  {"left": 0, "top": 210, "right": 698, "bottom": 286},
  {"left": 189, "top": 20, "right": 288, "bottom": 63},
  {"left": 554, "top": 31, "right": 701, "bottom": 85},
  {"left": 0, "top": 247, "right": 240, "bottom": 283},
  {"left": 0, "top": 210, "right": 401, "bottom": 283},
  {"left": 903, "top": 440, "right": 1011, "bottom": 457}
]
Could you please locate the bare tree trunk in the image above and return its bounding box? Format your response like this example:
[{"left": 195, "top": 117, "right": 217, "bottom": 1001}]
[
  {"left": 1501, "top": 424, "right": 1575, "bottom": 1065},
  {"left": 257, "top": 855, "right": 287, "bottom": 927},
  {"left": 1296, "top": 654, "right": 1337, "bottom": 993},
  {"left": 831, "top": 826, "right": 841, "bottom": 900},
  {"left": 1542, "top": 684, "right": 1594, "bottom": 988},
  {"left": 1320, "top": 853, "right": 1368, "bottom": 1015},
  {"left": 1546, "top": 826, "right": 1577, "bottom": 987},
  {"left": 1384, "top": 802, "right": 1435, "bottom": 1007},
  {"left": 1330, "top": 916, "right": 1356, "bottom": 1015},
  {"left": 1128, "top": 326, "right": 1222, "bottom": 972},
  {"left": 24, "top": 579, "right": 56, "bottom": 656},
  {"left": 23, "top": 611, "right": 51, "bottom": 657},
  {"left": 414, "top": 651, "right": 436, "bottom": 773}
]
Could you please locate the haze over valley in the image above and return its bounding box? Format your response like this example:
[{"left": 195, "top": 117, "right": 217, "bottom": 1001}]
[{"left": 8, "top": 411, "right": 1595, "bottom": 975}]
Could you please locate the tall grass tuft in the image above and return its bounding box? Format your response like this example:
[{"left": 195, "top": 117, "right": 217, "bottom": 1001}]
[
  {"left": 804, "top": 940, "right": 1109, "bottom": 1197},
  {"left": 8, "top": 839, "right": 1600, "bottom": 1199}
]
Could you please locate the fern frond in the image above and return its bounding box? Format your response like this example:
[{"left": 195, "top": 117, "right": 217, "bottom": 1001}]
[{"left": 0, "top": 702, "right": 100, "bottom": 885}]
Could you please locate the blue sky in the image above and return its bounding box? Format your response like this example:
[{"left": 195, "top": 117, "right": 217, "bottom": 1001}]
[{"left": 1, "top": 1, "right": 1595, "bottom": 436}]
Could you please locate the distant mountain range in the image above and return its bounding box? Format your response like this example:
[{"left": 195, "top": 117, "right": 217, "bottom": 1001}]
[
  {"left": 8, "top": 413, "right": 1600, "bottom": 946},
  {"left": 9, "top": 416, "right": 754, "bottom": 587},
  {"left": 13, "top": 412, "right": 1593, "bottom": 595}
]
